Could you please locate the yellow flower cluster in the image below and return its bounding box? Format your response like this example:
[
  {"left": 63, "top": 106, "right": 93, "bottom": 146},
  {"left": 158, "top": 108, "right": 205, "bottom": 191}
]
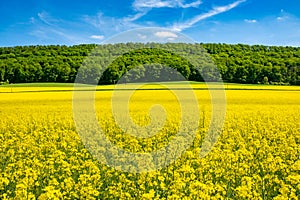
[{"left": 0, "top": 87, "right": 299, "bottom": 199}]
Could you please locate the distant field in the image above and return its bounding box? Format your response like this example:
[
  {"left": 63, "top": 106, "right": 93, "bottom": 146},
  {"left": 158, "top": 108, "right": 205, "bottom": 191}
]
[{"left": 0, "top": 82, "right": 300, "bottom": 93}]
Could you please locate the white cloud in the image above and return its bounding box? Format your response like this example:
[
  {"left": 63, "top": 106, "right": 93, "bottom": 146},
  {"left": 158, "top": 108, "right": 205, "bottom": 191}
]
[
  {"left": 137, "top": 33, "right": 147, "bottom": 39},
  {"left": 179, "top": 0, "right": 202, "bottom": 8},
  {"left": 167, "top": 37, "right": 176, "bottom": 41},
  {"left": 277, "top": 17, "right": 283, "bottom": 21},
  {"left": 172, "top": 0, "right": 246, "bottom": 31},
  {"left": 277, "top": 16, "right": 288, "bottom": 21},
  {"left": 276, "top": 10, "right": 291, "bottom": 22},
  {"left": 90, "top": 35, "right": 105, "bottom": 40},
  {"left": 134, "top": 0, "right": 172, "bottom": 9},
  {"left": 133, "top": 0, "right": 202, "bottom": 10},
  {"left": 154, "top": 31, "right": 178, "bottom": 38},
  {"left": 244, "top": 19, "right": 257, "bottom": 23}
]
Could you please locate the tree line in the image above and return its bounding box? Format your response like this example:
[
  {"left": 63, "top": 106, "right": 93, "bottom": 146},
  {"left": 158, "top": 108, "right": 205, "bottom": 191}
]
[{"left": 0, "top": 43, "right": 299, "bottom": 85}]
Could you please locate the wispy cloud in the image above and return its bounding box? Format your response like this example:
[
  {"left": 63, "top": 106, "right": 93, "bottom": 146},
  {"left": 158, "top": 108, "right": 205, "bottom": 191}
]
[
  {"left": 128, "top": 0, "right": 202, "bottom": 22},
  {"left": 30, "top": 26, "right": 93, "bottom": 45},
  {"left": 244, "top": 19, "right": 257, "bottom": 23},
  {"left": 82, "top": 12, "right": 104, "bottom": 30},
  {"left": 29, "top": 11, "right": 97, "bottom": 45},
  {"left": 82, "top": 11, "right": 141, "bottom": 34},
  {"left": 172, "top": 0, "right": 246, "bottom": 31},
  {"left": 37, "top": 11, "right": 60, "bottom": 26},
  {"left": 123, "top": 10, "right": 149, "bottom": 22},
  {"left": 133, "top": 0, "right": 202, "bottom": 10},
  {"left": 82, "top": 0, "right": 245, "bottom": 37},
  {"left": 59, "top": 0, "right": 246, "bottom": 43},
  {"left": 29, "top": 17, "right": 36, "bottom": 24}
]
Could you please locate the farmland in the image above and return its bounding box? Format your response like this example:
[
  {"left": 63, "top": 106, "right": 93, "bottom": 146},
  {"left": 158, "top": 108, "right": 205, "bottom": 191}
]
[{"left": 0, "top": 83, "right": 300, "bottom": 199}]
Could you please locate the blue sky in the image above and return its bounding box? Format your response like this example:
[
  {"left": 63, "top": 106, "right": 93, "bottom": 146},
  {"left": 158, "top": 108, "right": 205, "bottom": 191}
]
[{"left": 1, "top": 0, "right": 300, "bottom": 47}]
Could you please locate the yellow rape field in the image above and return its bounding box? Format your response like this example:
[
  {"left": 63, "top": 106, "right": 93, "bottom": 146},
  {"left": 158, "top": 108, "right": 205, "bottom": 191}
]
[{"left": 0, "top": 83, "right": 300, "bottom": 199}]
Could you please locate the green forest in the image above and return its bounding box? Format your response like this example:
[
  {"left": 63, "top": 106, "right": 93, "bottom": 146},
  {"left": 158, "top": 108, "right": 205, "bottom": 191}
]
[{"left": 0, "top": 43, "right": 299, "bottom": 85}]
